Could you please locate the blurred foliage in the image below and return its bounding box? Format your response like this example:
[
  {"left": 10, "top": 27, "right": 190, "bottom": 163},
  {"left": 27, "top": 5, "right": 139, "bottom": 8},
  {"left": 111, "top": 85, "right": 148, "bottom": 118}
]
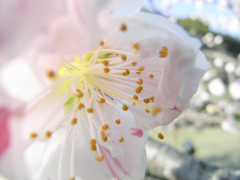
[
  {"left": 178, "top": 19, "right": 210, "bottom": 35},
  {"left": 177, "top": 18, "right": 240, "bottom": 57},
  {"left": 150, "top": 127, "right": 240, "bottom": 169}
]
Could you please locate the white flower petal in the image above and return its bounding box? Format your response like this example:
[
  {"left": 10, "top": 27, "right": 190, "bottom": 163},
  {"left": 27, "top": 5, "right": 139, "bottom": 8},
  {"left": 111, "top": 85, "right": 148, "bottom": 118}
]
[{"left": 30, "top": 109, "right": 146, "bottom": 180}]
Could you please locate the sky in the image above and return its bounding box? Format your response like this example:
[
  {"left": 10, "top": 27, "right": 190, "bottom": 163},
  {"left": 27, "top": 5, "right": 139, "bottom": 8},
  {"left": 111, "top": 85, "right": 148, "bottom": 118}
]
[{"left": 143, "top": 0, "right": 240, "bottom": 39}]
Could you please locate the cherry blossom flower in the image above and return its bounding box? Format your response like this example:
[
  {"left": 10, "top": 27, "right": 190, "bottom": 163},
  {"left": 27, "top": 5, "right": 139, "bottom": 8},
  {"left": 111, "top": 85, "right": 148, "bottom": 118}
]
[{"left": 0, "top": 0, "right": 210, "bottom": 179}]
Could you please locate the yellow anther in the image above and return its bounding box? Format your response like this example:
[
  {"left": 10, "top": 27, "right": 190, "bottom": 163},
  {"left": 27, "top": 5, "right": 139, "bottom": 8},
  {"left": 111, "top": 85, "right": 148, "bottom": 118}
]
[
  {"left": 160, "top": 71, "right": 162, "bottom": 74},
  {"left": 122, "top": 104, "right": 129, "bottom": 111},
  {"left": 136, "top": 72, "right": 141, "bottom": 75},
  {"left": 102, "top": 124, "right": 109, "bottom": 131},
  {"left": 126, "top": 69, "right": 130, "bottom": 75},
  {"left": 119, "top": 137, "right": 124, "bottom": 143},
  {"left": 120, "top": 23, "right": 127, "bottom": 31},
  {"left": 149, "top": 74, "right": 154, "bottom": 78},
  {"left": 77, "top": 103, "right": 85, "bottom": 110},
  {"left": 152, "top": 107, "right": 162, "bottom": 116},
  {"left": 95, "top": 154, "right": 104, "bottom": 162},
  {"left": 100, "top": 154, "right": 104, "bottom": 161},
  {"left": 159, "top": 46, "right": 168, "bottom": 58},
  {"left": 75, "top": 89, "right": 83, "bottom": 98},
  {"left": 135, "top": 87, "right": 142, "bottom": 94},
  {"left": 137, "top": 66, "right": 145, "bottom": 71},
  {"left": 101, "top": 131, "right": 108, "bottom": 142},
  {"left": 90, "top": 139, "right": 97, "bottom": 145},
  {"left": 159, "top": 52, "right": 168, "bottom": 58},
  {"left": 138, "top": 86, "right": 143, "bottom": 90},
  {"left": 133, "top": 43, "right": 140, "bottom": 50},
  {"left": 133, "top": 95, "right": 139, "bottom": 105},
  {"left": 136, "top": 78, "right": 143, "bottom": 85},
  {"left": 103, "top": 67, "right": 110, "bottom": 73},
  {"left": 71, "top": 118, "right": 77, "bottom": 125},
  {"left": 115, "top": 119, "right": 121, "bottom": 125},
  {"left": 47, "top": 71, "right": 55, "bottom": 78},
  {"left": 131, "top": 61, "right": 137, "bottom": 66},
  {"left": 91, "top": 144, "right": 97, "bottom": 151},
  {"left": 101, "top": 60, "right": 109, "bottom": 66},
  {"left": 145, "top": 109, "right": 150, "bottom": 113},
  {"left": 30, "top": 133, "right": 37, "bottom": 139},
  {"left": 162, "top": 46, "right": 168, "bottom": 51},
  {"left": 122, "top": 72, "right": 127, "bottom": 76},
  {"left": 143, "top": 98, "right": 150, "bottom": 104},
  {"left": 149, "top": 96, "right": 155, "bottom": 103},
  {"left": 45, "top": 131, "right": 52, "bottom": 138},
  {"left": 95, "top": 156, "right": 102, "bottom": 162},
  {"left": 158, "top": 133, "right": 164, "bottom": 140},
  {"left": 99, "top": 98, "right": 105, "bottom": 104},
  {"left": 87, "top": 108, "right": 94, "bottom": 113},
  {"left": 99, "top": 40, "right": 104, "bottom": 46},
  {"left": 121, "top": 55, "right": 127, "bottom": 61},
  {"left": 133, "top": 95, "right": 139, "bottom": 100},
  {"left": 69, "top": 178, "right": 75, "bottom": 180}
]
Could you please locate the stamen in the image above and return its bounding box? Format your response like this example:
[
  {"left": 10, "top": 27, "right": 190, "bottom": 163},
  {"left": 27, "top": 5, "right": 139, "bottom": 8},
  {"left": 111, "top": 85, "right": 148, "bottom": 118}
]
[
  {"left": 120, "top": 23, "right": 127, "bottom": 31},
  {"left": 126, "top": 69, "right": 130, "bottom": 75},
  {"left": 121, "top": 55, "right": 127, "bottom": 61},
  {"left": 101, "top": 131, "right": 108, "bottom": 142},
  {"left": 87, "top": 108, "right": 94, "bottom": 113},
  {"left": 103, "top": 67, "right": 110, "bottom": 73},
  {"left": 115, "top": 119, "right": 121, "bottom": 125},
  {"left": 77, "top": 103, "right": 85, "bottom": 110},
  {"left": 149, "top": 74, "right": 154, "bottom": 78},
  {"left": 90, "top": 80, "right": 153, "bottom": 111},
  {"left": 131, "top": 61, "right": 137, "bottom": 66},
  {"left": 69, "top": 178, "right": 75, "bottom": 180},
  {"left": 101, "top": 60, "right": 109, "bottom": 66},
  {"left": 47, "top": 70, "right": 55, "bottom": 78},
  {"left": 133, "top": 95, "right": 138, "bottom": 105},
  {"left": 99, "top": 40, "right": 104, "bottom": 46},
  {"left": 136, "top": 78, "right": 143, "bottom": 85},
  {"left": 145, "top": 109, "right": 150, "bottom": 113},
  {"left": 71, "top": 118, "right": 77, "bottom": 125},
  {"left": 90, "top": 138, "right": 97, "bottom": 151},
  {"left": 133, "top": 43, "right": 140, "bottom": 50},
  {"left": 45, "top": 131, "right": 52, "bottom": 138},
  {"left": 90, "top": 139, "right": 97, "bottom": 145},
  {"left": 135, "top": 86, "right": 143, "bottom": 94},
  {"left": 149, "top": 96, "right": 155, "bottom": 103},
  {"left": 91, "top": 145, "right": 97, "bottom": 151},
  {"left": 99, "top": 98, "right": 105, "bottom": 104},
  {"left": 159, "top": 46, "right": 168, "bottom": 58},
  {"left": 136, "top": 72, "right": 141, "bottom": 75},
  {"left": 119, "top": 137, "right": 124, "bottom": 143},
  {"left": 122, "top": 72, "right": 127, "bottom": 76},
  {"left": 137, "top": 66, "right": 145, "bottom": 71},
  {"left": 75, "top": 89, "right": 83, "bottom": 98},
  {"left": 95, "top": 154, "right": 104, "bottom": 162},
  {"left": 122, "top": 105, "right": 129, "bottom": 111},
  {"left": 162, "top": 46, "right": 168, "bottom": 51},
  {"left": 143, "top": 98, "right": 150, "bottom": 104},
  {"left": 158, "top": 133, "right": 164, "bottom": 140},
  {"left": 30, "top": 133, "right": 37, "bottom": 139},
  {"left": 102, "top": 124, "right": 109, "bottom": 131}
]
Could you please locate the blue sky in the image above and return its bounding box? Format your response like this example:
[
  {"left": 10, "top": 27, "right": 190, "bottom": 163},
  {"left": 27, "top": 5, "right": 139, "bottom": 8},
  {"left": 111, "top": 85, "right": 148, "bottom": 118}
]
[{"left": 143, "top": 0, "right": 240, "bottom": 38}]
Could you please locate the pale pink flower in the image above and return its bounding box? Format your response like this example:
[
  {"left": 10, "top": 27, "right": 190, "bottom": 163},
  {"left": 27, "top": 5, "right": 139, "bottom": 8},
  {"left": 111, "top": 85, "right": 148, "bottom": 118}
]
[
  {"left": 0, "top": 0, "right": 65, "bottom": 64},
  {"left": 0, "top": 0, "right": 210, "bottom": 179},
  {"left": 0, "top": 86, "right": 30, "bottom": 179}
]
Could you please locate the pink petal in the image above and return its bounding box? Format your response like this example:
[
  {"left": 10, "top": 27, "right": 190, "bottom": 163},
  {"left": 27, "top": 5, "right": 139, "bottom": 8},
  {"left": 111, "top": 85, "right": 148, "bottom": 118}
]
[
  {"left": 0, "top": 108, "right": 10, "bottom": 159},
  {"left": 130, "top": 128, "right": 143, "bottom": 138}
]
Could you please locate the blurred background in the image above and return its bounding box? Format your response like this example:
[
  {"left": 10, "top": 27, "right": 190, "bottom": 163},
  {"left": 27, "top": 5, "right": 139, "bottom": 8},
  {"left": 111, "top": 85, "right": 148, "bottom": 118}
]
[{"left": 141, "top": 0, "right": 240, "bottom": 180}]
